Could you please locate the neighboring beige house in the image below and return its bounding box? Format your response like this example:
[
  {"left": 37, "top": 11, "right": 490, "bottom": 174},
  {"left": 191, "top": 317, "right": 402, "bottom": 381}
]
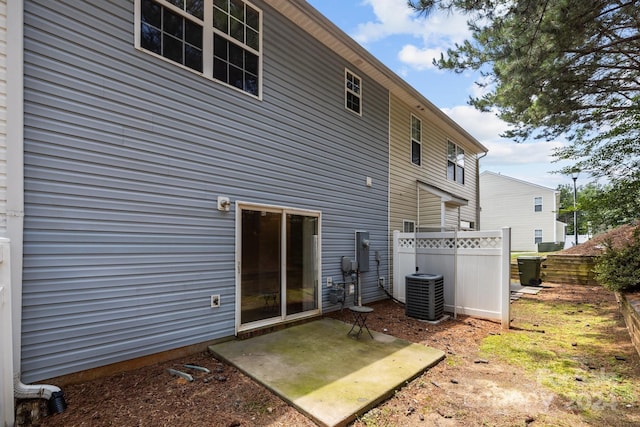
[{"left": 480, "top": 171, "right": 566, "bottom": 251}]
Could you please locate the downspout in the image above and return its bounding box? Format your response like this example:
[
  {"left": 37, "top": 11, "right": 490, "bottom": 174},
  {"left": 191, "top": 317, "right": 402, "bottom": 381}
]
[
  {"left": 6, "top": 0, "right": 66, "bottom": 416},
  {"left": 415, "top": 181, "right": 420, "bottom": 272},
  {"left": 453, "top": 225, "right": 458, "bottom": 319},
  {"left": 476, "top": 151, "right": 487, "bottom": 230}
]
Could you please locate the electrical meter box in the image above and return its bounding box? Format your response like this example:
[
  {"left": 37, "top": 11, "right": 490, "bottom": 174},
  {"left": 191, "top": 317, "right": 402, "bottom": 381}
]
[{"left": 355, "top": 231, "right": 370, "bottom": 272}]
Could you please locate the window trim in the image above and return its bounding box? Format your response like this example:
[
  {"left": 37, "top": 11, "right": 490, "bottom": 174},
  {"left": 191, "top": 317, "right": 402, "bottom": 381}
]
[
  {"left": 235, "top": 201, "right": 322, "bottom": 333},
  {"left": 410, "top": 114, "right": 422, "bottom": 167},
  {"left": 134, "top": 0, "right": 263, "bottom": 99},
  {"left": 447, "top": 140, "right": 465, "bottom": 185},
  {"left": 534, "top": 229, "right": 543, "bottom": 244},
  {"left": 534, "top": 196, "right": 543, "bottom": 212},
  {"left": 344, "top": 68, "right": 362, "bottom": 116},
  {"left": 403, "top": 220, "right": 416, "bottom": 233}
]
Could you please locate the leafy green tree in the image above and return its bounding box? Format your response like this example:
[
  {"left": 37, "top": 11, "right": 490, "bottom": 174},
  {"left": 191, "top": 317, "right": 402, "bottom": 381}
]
[
  {"left": 557, "top": 183, "right": 592, "bottom": 236},
  {"left": 556, "top": 183, "right": 577, "bottom": 235},
  {"left": 408, "top": 0, "right": 640, "bottom": 144},
  {"left": 409, "top": 0, "right": 640, "bottom": 226},
  {"left": 594, "top": 227, "right": 640, "bottom": 292},
  {"left": 554, "top": 107, "right": 640, "bottom": 184},
  {"left": 579, "top": 180, "right": 640, "bottom": 231},
  {"left": 556, "top": 180, "right": 640, "bottom": 235}
]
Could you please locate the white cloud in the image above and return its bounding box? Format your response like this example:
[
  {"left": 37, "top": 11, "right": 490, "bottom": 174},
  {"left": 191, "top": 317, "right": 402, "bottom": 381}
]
[
  {"left": 352, "top": 0, "right": 423, "bottom": 44},
  {"left": 442, "top": 105, "right": 509, "bottom": 144},
  {"left": 352, "top": 0, "right": 470, "bottom": 47},
  {"left": 397, "top": 45, "right": 444, "bottom": 70},
  {"left": 442, "top": 105, "right": 572, "bottom": 187}
]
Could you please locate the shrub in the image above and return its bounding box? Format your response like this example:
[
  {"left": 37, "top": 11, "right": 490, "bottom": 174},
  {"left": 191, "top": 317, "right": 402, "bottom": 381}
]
[{"left": 594, "top": 227, "right": 640, "bottom": 292}]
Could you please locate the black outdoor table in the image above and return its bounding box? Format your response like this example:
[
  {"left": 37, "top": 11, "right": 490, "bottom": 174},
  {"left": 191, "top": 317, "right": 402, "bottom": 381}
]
[{"left": 347, "top": 305, "right": 374, "bottom": 339}]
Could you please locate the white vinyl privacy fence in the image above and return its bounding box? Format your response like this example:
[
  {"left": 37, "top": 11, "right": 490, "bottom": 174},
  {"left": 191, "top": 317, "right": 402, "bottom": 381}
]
[{"left": 393, "top": 228, "right": 511, "bottom": 328}]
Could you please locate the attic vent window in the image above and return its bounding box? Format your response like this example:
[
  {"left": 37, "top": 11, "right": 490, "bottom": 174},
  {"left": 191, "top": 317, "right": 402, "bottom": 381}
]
[
  {"left": 345, "top": 69, "right": 362, "bottom": 115},
  {"left": 137, "top": 0, "right": 262, "bottom": 97}
]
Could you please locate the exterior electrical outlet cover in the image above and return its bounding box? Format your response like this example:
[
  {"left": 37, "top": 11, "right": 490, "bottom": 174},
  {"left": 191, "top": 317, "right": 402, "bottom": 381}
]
[
  {"left": 349, "top": 284, "right": 355, "bottom": 295},
  {"left": 210, "top": 295, "right": 221, "bottom": 308},
  {"left": 327, "top": 277, "right": 333, "bottom": 287}
]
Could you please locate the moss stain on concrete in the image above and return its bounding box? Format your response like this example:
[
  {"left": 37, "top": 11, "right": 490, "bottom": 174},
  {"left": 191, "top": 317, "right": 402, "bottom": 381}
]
[{"left": 210, "top": 318, "right": 444, "bottom": 426}]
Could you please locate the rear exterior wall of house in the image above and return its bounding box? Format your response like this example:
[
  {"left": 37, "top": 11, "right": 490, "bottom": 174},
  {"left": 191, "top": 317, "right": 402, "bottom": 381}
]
[{"left": 20, "top": 0, "right": 389, "bottom": 382}]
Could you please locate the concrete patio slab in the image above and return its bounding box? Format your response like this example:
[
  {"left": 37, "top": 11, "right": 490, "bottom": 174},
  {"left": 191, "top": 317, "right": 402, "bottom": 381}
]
[{"left": 209, "top": 318, "right": 445, "bottom": 427}]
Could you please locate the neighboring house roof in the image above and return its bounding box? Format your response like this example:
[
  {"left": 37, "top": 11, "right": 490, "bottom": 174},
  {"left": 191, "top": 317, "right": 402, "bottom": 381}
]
[
  {"left": 267, "top": 0, "right": 488, "bottom": 154},
  {"left": 480, "top": 171, "right": 557, "bottom": 194}
]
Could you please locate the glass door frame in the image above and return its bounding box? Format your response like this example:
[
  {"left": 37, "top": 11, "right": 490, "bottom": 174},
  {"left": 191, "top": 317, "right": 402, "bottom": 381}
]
[{"left": 235, "top": 201, "right": 322, "bottom": 334}]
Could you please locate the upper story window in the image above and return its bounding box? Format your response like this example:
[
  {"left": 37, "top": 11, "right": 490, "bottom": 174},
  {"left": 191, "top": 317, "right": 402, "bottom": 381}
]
[
  {"left": 447, "top": 141, "right": 465, "bottom": 184},
  {"left": 137, "top": 0, "right": 261, "bottom": 97},
  {"left": 411, "top": 115, "right": 421, "bottom": 166},
  {"left": 534, "top": 196, "right": 543, "bottom": 212},
  {"left": 345, "top": 69, "right": 362, "bottom": 115}
]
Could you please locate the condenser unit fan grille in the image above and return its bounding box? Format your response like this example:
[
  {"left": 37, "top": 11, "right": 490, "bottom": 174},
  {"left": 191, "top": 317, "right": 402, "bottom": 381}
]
[{"left": 405, "top": 273, "right": 444, "bottom": 321}]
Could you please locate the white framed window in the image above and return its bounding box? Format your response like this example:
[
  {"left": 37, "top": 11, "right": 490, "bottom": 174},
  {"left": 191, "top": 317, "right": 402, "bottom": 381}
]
[
  {"left": 460, "top": 220, "right": 475, "bottom": 230},
  {"left": 403, "top": 220, "right": 416, "bottom": 233},
  {"left": 447, "top": 141, "right": 465, "bottom": 184},
  {"left": 345, "top": 69, "right": 362, "bottom": 115},
  {"left": 534, "top": 196, "right": 543, "bottom": 212},
  {"left": 411, "top": 115, "right": 421, "bottom": 166},
  {"left": 534, "top": 229, "right": 543, "bottom": 244},
  {"left": 135, "top": 0, "right": 262, "bottom": 98}
]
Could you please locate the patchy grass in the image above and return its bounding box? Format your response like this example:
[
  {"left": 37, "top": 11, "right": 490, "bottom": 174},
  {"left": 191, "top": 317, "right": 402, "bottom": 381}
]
[{"left": 479, "top": 290, "right": 640, "bottom": 423}]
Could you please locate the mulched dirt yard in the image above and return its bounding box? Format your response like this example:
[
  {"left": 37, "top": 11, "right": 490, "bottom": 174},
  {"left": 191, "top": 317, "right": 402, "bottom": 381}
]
[
  {"left": 24, "top": 282, "right": 638, "bottom": 427},
  {"left": 21, "top": 224, "right": 640, "bottom": 426}
]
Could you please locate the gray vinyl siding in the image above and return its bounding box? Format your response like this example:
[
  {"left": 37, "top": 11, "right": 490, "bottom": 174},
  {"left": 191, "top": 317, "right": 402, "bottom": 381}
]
[
  {"left": 0, "top": 0, "right": 6, "bottom": 234},
  {"left": 21, "top": 0, "right": 388, "bottom": 382}
]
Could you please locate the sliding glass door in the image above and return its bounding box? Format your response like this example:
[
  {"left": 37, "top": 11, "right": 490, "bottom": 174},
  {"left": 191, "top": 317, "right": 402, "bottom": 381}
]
[{"left": 238, "top": 205, "right": 320, "bottom": 330}]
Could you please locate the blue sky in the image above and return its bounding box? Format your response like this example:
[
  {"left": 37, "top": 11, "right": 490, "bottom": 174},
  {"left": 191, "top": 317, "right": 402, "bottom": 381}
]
[{"left": 306, "top": 0, "right": 576, "bottom": 189}]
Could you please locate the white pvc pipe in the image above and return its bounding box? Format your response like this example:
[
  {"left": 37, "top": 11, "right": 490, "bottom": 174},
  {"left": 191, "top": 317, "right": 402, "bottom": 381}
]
[
  {"left": 5, "top": 1, "right": 64, "bottom": 421},
  {"left": 13, "top": 375, "right": 61, "bottom": 401},
  {"left": 1, "top": 240, "right": 15, "bottom": 427}
]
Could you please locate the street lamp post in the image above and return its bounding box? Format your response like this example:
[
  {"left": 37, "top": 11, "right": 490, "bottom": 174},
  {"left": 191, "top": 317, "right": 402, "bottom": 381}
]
[{"left": 571, "top": 172, "right": 579, "bottom": 246}]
